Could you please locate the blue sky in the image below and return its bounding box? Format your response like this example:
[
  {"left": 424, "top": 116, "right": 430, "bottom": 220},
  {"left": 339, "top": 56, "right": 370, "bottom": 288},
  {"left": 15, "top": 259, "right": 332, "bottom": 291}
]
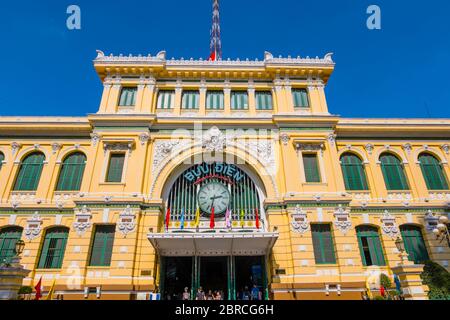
[{"left": 0, "top": 0, "right": 449, "bottom": 118}]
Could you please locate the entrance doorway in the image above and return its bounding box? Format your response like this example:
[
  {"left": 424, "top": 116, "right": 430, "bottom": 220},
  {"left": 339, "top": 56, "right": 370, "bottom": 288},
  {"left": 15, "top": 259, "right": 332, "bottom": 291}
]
[
  {"left": 199, "top": 257, "right": 228, "bottom": 300},
  {"left": 234, "top": 256, "right": 266, "bottom": 300},
  {"left": 160, "top": 255, "right": 268, "bottom": 300},
  {"left": 161, "top": 257, "right": 192, "bottom": 300}
]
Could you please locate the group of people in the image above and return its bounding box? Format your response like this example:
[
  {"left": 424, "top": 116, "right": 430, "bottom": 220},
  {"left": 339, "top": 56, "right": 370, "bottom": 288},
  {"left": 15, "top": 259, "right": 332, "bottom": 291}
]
[
  {"left": 170, "top": 285, "right": 262, "bottom": 301},
  {"left": 192, "top": 287, "right": 224, "bottom": 300}
]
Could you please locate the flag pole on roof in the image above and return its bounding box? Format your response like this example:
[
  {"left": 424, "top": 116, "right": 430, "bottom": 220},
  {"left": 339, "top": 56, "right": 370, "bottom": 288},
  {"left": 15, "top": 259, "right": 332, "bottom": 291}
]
[{"left": 209, "top": 0, "right": 222, "bottom": 61}]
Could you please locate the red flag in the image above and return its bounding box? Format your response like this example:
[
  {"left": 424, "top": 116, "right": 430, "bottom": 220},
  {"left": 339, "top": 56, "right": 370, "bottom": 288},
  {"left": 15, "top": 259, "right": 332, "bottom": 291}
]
[
  {"left": 380, "top": 286, "right": 385, "bottom": 297},
  {"left": 34, "top": 277, "right": 42, "bottom": 300},
  {"left": 255, "top": 208, "right": 260, "bottom": 229},
  {"left": 165, "top": 207, "right": 171, "bottom": 231},
  {"left": 208, "top": 51, "right": 216, "bottom": 62},
  {"left": 210, "top": 206, "right": 215, "bottom": 229}
]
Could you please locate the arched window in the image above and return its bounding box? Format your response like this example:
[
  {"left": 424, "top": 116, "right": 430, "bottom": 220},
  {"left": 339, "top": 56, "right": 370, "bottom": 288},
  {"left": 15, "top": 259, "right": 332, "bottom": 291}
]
[
  {"left": 13, "top": 152, "right": 45, "bottom": 191},
  {"left": 0, "top": 152, "right": 4, "bottom": 170},
  {"left": 400, "top": 225, "right": 429, "bottom": 263},
  {"left": 418, "top": 153, "right": 449, "bottom": 190},
  {"left": 340, "top": 153, "right": 369, "bottom": 191},
  {"left": 38, "top": 227, "right": 69, "bottom": 269},
  {"left": 379, "top": 153, "right": 409, "bottom": 190},
  {"left": 56, "top": 152, "right": 87, "bottom": 191},
  {"left": 0, "top": 226, "right": 23, "bottom": 263},
  {"left": 356, "top": 226, "right": 386, "bottom": 266}
]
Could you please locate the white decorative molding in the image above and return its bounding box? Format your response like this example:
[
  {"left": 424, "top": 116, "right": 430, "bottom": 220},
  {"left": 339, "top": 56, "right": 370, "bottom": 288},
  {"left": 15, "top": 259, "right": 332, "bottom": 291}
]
[
  {"left": 91, "top": 133, "right": 101, "bottom": 147},
  {"left": 202, "top": 127, "right": 226, "bottom": 153},
  {"left": 402, "top": 143, "right": 412, "bottom": 155},
  {"left": 139, "top": 133, "right": 150, "bottom": 146},
  {"left": 380, "top": 210, "right": 399, "bottom": 238},
  {"left": 424, "top": 210, "right": 439, "bottom": 232},
  {"left": 117, "top": 205, "right": 137, "bottom": 236},
  {"left": 365, "top": 143, "right": 374, "bottom": 155},
  {"left": 333, "top": 205, "right": 352, "bottom": 235},
  {"left": 290, "top": 206, "right": 309, "bottom": 234},
  {"left": 327, "top": 134, "right": 337, "bottom": 147},
  {"left": 73, "top": 206, "right": 92, "bottom": 236},
  {"left": 441, "top": 144, "right": 449, "bottom": 155},
  {"left": 11, "top": 142, "right": 22, "bottom": 156},
  {"left": 103, "top": 141, "right": 135, "bottom": 156},
  {"left": 280, "top": 133, "right": 290, "bottom": 146},
  {"left": 24, "top": 212, "right": 42, "bottom": 241},
  {"left": 51, "top": 143, "right": 62, "bottom": 155}
]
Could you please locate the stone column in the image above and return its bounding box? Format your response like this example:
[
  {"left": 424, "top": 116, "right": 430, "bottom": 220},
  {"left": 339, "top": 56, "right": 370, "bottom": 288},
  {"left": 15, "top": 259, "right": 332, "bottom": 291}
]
[
  {"left": 391, "top": 263, "right": 429, "bottom": 300},
  {"left": 0, "top": 257, "right": 31, "bottom": 300}
]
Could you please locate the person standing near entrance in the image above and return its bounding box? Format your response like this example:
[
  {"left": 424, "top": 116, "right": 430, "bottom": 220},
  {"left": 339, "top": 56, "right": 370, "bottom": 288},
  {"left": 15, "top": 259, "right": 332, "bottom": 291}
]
[
  {"left": 251, "top": 285, "right": 260, "bottom": 301},
  {"left": 196, "top": 287, "right": 205, "bottom": 300},
  {"left": 242, "top": 286, "right": 251, "bottom": 300},
  {"left": 182, "top": 287, "right": 190, "bottom": 300}
]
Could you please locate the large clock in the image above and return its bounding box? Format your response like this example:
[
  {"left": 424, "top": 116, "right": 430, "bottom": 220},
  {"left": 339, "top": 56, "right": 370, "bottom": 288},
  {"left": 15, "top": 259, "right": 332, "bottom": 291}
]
[{"left": 198, "top": 182, "right": 230, "bottom": 215}]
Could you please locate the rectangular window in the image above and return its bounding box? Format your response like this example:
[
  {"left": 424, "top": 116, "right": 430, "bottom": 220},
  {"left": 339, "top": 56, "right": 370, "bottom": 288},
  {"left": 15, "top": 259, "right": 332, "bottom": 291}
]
[
  {"left": 38, "top": 229, "right": 68, "bottom": 269},
  {"left": 119, "top": 87, "right": 137, "bottom": 107},
  {"left": 106, "top": 153, "right": 125, "bottom": 183},
  {"left": 303, "top": 153, "right": 321, "bottom": 183},
  {"left": 89, "top": 225, "right": 116, "bottom": 267},
  {"left": 311, "top": 224, "right": 336, "bottom": 264},
  {"left": 206, "top": 91, "right": 224, "bottom": 110},
  {"left": 255, "top": 91, "right": 273, "bottom": 110},
  {"left": 182, "top": 91, "right": 200, "bottom": 110},
  {"left": 231, "top": 91, "right": 249, "bottom": 110},
  {"left": 157, "top": 90, "right": 175, "bottom": 109},
  {"left": 292, "top": 88, "right": 309, "bottom": 108}
]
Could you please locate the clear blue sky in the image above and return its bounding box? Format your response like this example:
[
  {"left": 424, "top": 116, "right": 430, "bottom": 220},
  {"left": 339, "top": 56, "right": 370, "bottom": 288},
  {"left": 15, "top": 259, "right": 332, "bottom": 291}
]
[{"left": 1, "top": 0, "right": 449, "bottom": 118}]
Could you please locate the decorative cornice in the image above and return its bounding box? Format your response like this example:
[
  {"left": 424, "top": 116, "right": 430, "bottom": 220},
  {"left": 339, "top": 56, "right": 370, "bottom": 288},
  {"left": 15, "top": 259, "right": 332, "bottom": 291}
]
[{"left": 94, "top": 51, "right": 335, "bottom": 68}]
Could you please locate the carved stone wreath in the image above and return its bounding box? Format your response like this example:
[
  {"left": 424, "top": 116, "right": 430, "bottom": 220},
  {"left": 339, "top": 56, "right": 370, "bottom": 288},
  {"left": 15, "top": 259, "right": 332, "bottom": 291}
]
[
  {"left": 202, "top": 127, "right": 226, "bottom": 152},
  {"left": 291, "top": 206, "right": 310, "bottom": 234},
  {"left": 117, "top": 205, "right": 137, "bottom": 236},
  {"left": 333, "top": 205, "right": 352, "bottom": 235},
  {"left": 73, "top": 206, "right": 92, "bottom": 236},
  {"left": 24, "top": 212, "right": 43, "bottom": 241},
  {"left": 380, "top": 210, "right": 399, "bottom": 238}
]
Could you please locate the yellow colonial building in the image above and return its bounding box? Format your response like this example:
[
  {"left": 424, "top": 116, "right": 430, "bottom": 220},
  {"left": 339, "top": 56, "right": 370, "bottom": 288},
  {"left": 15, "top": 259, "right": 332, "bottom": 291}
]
[{"left": 0, "top": 50, "right": 449, "bottom": 300}]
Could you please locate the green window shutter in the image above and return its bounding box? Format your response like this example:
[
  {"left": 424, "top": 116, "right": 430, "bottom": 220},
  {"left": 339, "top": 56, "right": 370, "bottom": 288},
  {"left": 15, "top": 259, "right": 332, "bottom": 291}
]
[
  {"left": 119, "top": 87, "right": 137, "bottom": 107},
  {"left": 0, "top": 152, "right": 4, "bottom": 171},
  {"left": 106, "top": 154, "right": 125, "bottom": 183},
  {"left": 303, "top": 154, "right": 321, "bottom": 183},
  {"left": 400, "top": 225, "right": 429, "bottom": 263},
  {"left": 380, "top": 153, "right": 409, "bottom": 190},
  {"left": 206, "top": 91, "right": 224, "bottom": 110},
  {"left": 255, "top": 91, "right": 273, "bottom": 110},
  {"left": 89, "top": 225, "right": 116, "bottom": 267},
  {"left": 56, "top": 153, "right": 87, "bottom": 191},
  {"left": 419, "top": 154, "right": 449, "bottom": 190},
  {"left": 38, "top": 228, "right": 68, "bottom": 269},
  {"left": 341, "top": 153, "right": 369, "bottom": 191},
  {"left": 182, "top": 91, "right": 200, "bottom": 110},
  {"left": 311, "top": 224, "right": 336, "bottom": 264},
  {"left": 157, "top": 91, "right": 175, "bottom": 109},
  {"left": 356, "top": 226, "right": 386, "bottom": 266},
  {"left": 231, "top": 91, "right": 249, "bottom": 110},
  {"left": 0, "top": 227, "right": 23, "bottom": 263},
  {"left": 14, "top": 153, "right": 45, "bottom": 191},
  {"left": 292, "top": 89, "right": 309, "bottom": 108}
]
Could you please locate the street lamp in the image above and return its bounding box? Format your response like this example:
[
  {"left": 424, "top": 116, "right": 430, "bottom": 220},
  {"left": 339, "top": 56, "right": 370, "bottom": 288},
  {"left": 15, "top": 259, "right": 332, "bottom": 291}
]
[
  {"left": 394, "top": 237, "right": 409, "bottom": 265},
  {"left": 432, "top": 215, "right": 450, "bottom": 247}
]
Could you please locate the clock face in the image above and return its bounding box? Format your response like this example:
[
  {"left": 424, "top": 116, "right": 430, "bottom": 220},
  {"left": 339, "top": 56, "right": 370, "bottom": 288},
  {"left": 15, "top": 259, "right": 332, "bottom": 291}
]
[{"left": 198, "top": 182, "right": 230, "bottom": 215}]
